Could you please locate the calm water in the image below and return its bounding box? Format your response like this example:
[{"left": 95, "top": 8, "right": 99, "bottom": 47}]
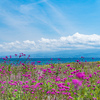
[{"left": 0, "top": 58, "right": 100, "bottom": 65}]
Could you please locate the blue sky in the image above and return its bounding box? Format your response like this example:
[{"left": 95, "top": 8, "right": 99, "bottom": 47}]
[{"left": 0, "top": 0, "right": 100, "bottom": 56}]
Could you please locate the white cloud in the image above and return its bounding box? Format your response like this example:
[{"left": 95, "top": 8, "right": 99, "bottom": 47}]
[
  {"left": 23, "top": 40, "right": 35, "bottom": 44},
  {"left": 0, "top": 32, "right": 100, "bottom": 52}
]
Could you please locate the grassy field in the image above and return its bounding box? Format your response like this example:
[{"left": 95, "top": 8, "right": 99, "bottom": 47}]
[{"left": 0, "top": 54, "right": 100, "bottom": 100}]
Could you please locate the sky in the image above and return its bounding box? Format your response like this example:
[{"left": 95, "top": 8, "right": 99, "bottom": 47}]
[{"left": 0, "top": 0, "right": 100, "bottom": 56}]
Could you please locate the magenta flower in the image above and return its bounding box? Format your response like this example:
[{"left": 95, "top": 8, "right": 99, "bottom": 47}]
[
  {"left": 58, "top": 58, "right": 61, "bottom": 60},
  {"left": 14, "top": 89, "right": 17, "bottom": 92},
  {"left": 72, "top": 79, "right": 82, "bottom": 90},
  {"left": 37, "top": 61, "right": 41, "bottom": 63},
  {"left": 68, "top": 75, "right": 74, "bottom": 78},
  {"left": 76, "top": 60, "right": 79, "bottom": 62},
  {"left": 93, "top": 97, "right": 97, "bottom": 100},
  {"left": 97, "top": 64, "right": 100, "bottom": 67},
  {"left": 89, "top": 74, "right": 92, "bottom": 78},
  {"left": 22, "top": 63, "right": 25, "bottom": 66},
  {"left": 72, "top": 79, "right": 82, "bottom": 86},
  {"left": 76, "top": 72, "right": 85, "bottom": 79},
  {"left": 94, "top": 72, "right": 97, "bottom": 75},
  {"left": 0, "top": 69, "right": 2, "bottom": 72},
  {"left": 97, "top": 80, "right": 100, "bottom": 84},
  {"left": 1, "top": 86, "right": 4, "bottom": 88},
  {"left": 15, "top": 54, "right": 17, "bottom": 56},
  {"left": 68, "top": 96, "right": 73, "bottom": 100},
  {"left": 81, "top": 56, "right": 84, "bottom": 58},
  {"left": 67, "top": 64, "right": 70, "bottom": 67},
  {"left": 1, "top": 91, "right": 5, "bottom": 94},
  {"left": 42, "top": 90, "right": 44, "bottom": 92}
]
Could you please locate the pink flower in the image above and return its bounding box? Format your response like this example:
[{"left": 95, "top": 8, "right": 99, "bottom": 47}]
[
  {"left": 14, "top": 89, "right": 17, "bottom": 92},
  {"left": 68, "top": 96, "right": 73, "bottom": 100},
  {"left": 76, "top": 72, "right": 85, "bottom": 79},
  {"left": 87, "top": 84, "right": 91, "bottom": 87},
  {"left": 89, "top": 74, "right": 92, "bottom": 78},
  {"left": 37, "top": 61, "right": 41, "bottom": 63},
  {"left": 25, "top": 81, "right": 29, "bottom": 83},
  {"left": 1, "top": 91, "right": 5, "bottom": 94},
  {"left": 68, "top": 75, "right": 74, "bottom": 78},
  {"left": 76, "top": 60, "right": 79, "bottom": 62},
  {"left": 97, "top": 64, "right": 100, "bottom": 67},
  {"left": 33, "top": 67, "right": 36, "bottom": 69},
  {"left": 42, "top": 90, "right": 44, "bottom": 92},
  {"left": 47, "top": 91, "right": 51, "bottom": 94},
  {"left": 67, "top": 64, "right": 70, "bottom": 67},
  {"left": 1, "top": 86, "right": 4, "bottom": 88},
  {"left": 0, "top": 69, "right": 2, "bottom": 72},
  {"left": 22, "top": 63, "right": 25, "bottom": 66},
  {"left": 72, "top": 79, "right": 82, "bottom": 90},
  {"left": 93, "top": 97, "right": 97, "bottom": 100},
  {"left": 94, "top": 72, "right": 97, "bottom": 75},
  {"left": 97, "top": 80, "right": 100, "bottom": 84},
  {"left": 58, "top": 58, "right": 61, "bottom": 60}
]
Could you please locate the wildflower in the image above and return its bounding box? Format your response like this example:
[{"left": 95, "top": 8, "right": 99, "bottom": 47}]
[
  {"left": 74, "top": 92, "right": 77, "bottom": 95},
  {"left": 89, "top": 74, "right": 92, "bottom": 78},
  {"left": 93, "top": 97, "right": 97, "bottom": 100},
  {"left": 76, "top": 60, "right": 79, "bottom": 62},
  {"left": 2, "top": 81, "right": 6, "bottom": 84},
  {"left": 5, "top": 56, "right": 8, "bottom": 59},
  {"left": 68, "top": 96, "right": 73, "bottom": 100},
  {"left": 13, "top": 95, "right": 16, "bottom": 97},
  {"left": 47, "top": 91, "right": 51, "bottom": 94},
  {"left": 10, "top": 55, "right": 12, "bottom": 58},
  {"left": 93, "top": 85, "right": 96, "bottom": 87},
  {"left": 67, "top": 64, "right": 70, "bottom": 67},
  {"left": 15, "top": 54, "right": 17, "bottom": 56},
  {"left": 58, "top": 58, "right": 61, "bottom": 60},
  {"left": 51, "top": 91, "right": 55, "bottom": 94},
  {"left": 92, "top": 88, "right": 95, "bottom": 90},
  {"left": 76, "top": 72, "right": 85, "bottom": 79},
  {"left": 70, "top": 67, "right": 73, "bottom": 70},
  {"left": 42, "top": 90, "right": 44, "bottom": 92},
  {"left": 87, "top": 84, "right": 91, "bottom": 87},
  {"left": 37, "top": 61, "right": 41, "bottom": 63},
  {"left": 33, "top": 67, "right": 36, "bottom": 69},
  {"left": 0, "top": 69, "right": 2, "bottom": 72},
  {"left": 94, "top": 72, "right": 97, "bottom": 75},
  {"left": 97, "top": 64, "right": 100, "bottom": 67},
  {"left": 14, "top": 89, "right": 17, "bottom": 92},
  {"left": 25, "top": 81, "right": 29, "bottom": 83},
  {"left": 97, "top": 80, "right": 100, "bottom": 84},
  {"left": 67, "top": 82, "right": 71, "bottom": 86},
  {"left": 1, "top": 91, "right": 5, "bottom": 94},
  {"left": 72, "top": 79, "right": 82, "bottom": 90},
  {"left": 81, "top": 56, "right": 84, "bottom": 58},
  {"left": 1, "top": 86, "right": 4, "bottom": 88},
  {"left": 22, "top": 63, "right": 25, "bottom": 66},
  {"left": 68, "top": 75, "right": 74, "bottom": 78}
]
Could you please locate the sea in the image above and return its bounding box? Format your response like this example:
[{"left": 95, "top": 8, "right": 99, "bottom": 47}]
[{"left": 0, "top": 57, "right": 100, "bottom": 65}]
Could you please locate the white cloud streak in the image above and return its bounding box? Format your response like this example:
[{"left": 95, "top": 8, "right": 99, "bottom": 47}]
[{"left": 0, "top": 33, "right": 100, "bottom": 52}]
